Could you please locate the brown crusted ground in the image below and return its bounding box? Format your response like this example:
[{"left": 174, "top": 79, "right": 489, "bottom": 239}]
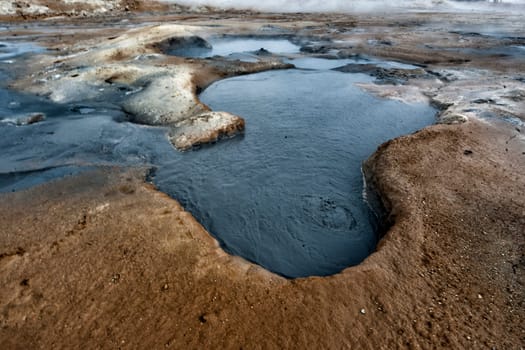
[
  {"left": 0, "top": 0, "right": 171, "bottom": 21},
  {"left": 0, "top": 119, "right": 523, "bottom": 349}
]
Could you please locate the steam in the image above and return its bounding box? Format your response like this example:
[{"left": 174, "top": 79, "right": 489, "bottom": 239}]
[
  {"left": 165, "top": 0, "right": 438, "bottom": 12},
  {"left": 163, "top": 0, "right": 525, "bottom": 13}
]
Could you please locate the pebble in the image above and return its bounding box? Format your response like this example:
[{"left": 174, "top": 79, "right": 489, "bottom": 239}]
[
  {"left": 111, "top": 273, "right": 121, "bottom": 283},
  {"left": 360, "top": 308, "right": 366, "bottom": 315}
]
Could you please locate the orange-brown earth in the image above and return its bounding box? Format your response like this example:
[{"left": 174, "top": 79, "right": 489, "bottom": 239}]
[
  {"left": 0, "top": 119, "right": 523, "bottom": 349},
  {"left": 0, "top": 3, "right": 524, "bottom": 349},
  {"left": 0, "top": 0, "right": 171, "bottom": 20}
]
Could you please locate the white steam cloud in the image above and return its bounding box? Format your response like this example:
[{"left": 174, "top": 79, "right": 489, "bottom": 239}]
[{"left": 163, "top": 0, "right": 525, "bottom": 13}]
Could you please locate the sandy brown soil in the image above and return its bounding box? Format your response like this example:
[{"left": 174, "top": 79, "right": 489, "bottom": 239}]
[
  {"left": 0, "top": 4, "right": 524, "bottom": 349},
  {"left": 0, "top": 119, "right": 523, "bottom": 349},
  {"left": 0, "top": 0, "right": 171, "bottom": 19}
]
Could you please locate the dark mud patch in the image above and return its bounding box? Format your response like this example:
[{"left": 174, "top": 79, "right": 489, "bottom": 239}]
[
  {"left": 151, "top": 35, "right": 212, "bottom": 57},
  {"left": 0, "top": 165, "right": 91, "bottom": 193},
  {"left": 334, "top": 63, "right": 431, "bottom": 84}
]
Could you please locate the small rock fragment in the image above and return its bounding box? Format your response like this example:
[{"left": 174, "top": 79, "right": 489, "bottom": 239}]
[
  {"left": 111, "top": 273, "right": 121, "bottom": 284},
  {"left": 439, "top": 113, "right": 468, "bottom": 125},
  {"left": 169, "top": 111, "right": 245, "bottom": 151},
  {"left": 5, "top": 112, "right": 46, "bottom": 126}
]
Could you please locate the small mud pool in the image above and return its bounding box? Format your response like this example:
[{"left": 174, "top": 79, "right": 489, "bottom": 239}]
[
  {"left": 169, "top": 37, "right": 300, "bottom": 60},
  {"left": 154, "top": 66, "right": 436, "bottom": 278}
]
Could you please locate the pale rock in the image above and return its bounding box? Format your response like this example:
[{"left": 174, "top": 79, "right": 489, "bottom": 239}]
[
  {"left": 169, "top": 111, "right": 245, "bottom": 150},
  {"left": 1, "top": 112, "right": 46, "bottom": 126},
  {"left": 439, "top": 113, "right": 468, "bottom": 125}
]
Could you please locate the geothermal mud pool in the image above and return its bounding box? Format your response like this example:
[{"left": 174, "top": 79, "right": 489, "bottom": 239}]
[
  {"left": 156, "top": 65, "right": 435, "bottom": 277},
  {"left": 0, "top": 39, "right": 436, "bottom": 277},
  {"left": 0, "top": 3, "right": 524, "bottom": 349}
]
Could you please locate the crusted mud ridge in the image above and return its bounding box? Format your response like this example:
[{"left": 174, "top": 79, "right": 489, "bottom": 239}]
[
  {"left": 8, "top": 23, "right": 292, "bottom": 150},
  {"left": 0, "top": 2, "right": 524, "bottom": 349}
]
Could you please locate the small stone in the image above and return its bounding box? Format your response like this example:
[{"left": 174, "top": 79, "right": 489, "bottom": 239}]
[
  {"left": 478, "top": 294, "right": 483, "bottom": 299},
  {"left": 14, "top": 112, "right": 46, "bottom": 126},
  {"left": 169, "top": 111, "right": 245, "bottom": 151},
  {"left": 360, "top": 308, "right": 366, "bottom": 315},
  {"left": 111, "top": 273, "right": 121, "bottom": 284},
  {"left": 439, "top": 113, "right": 468, "bottom": 125}
]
